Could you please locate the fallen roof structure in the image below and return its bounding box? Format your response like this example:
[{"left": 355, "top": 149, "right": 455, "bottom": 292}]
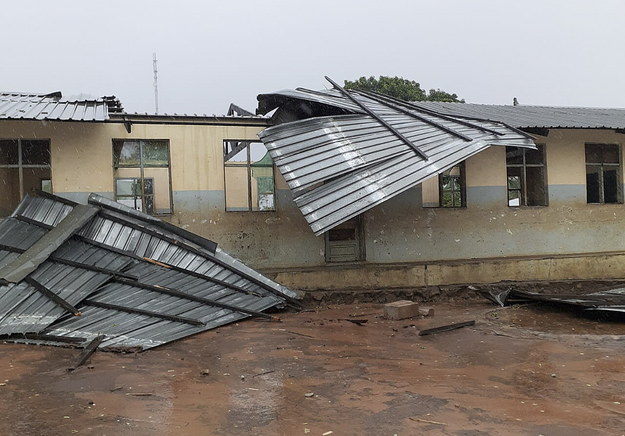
[
  {"left": 0, "top": 192, "right": 301, "bottom": 351},
  {"left": 256, "top": 77, "right": 536, "bottom": 235},
  {"left": 482, "top": 288, "right": 625, "bottom": 314}
]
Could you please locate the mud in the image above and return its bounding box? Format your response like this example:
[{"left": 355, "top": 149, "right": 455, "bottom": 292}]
[{"left": 2, "top": 300, "right": 625, "bottom": 435}]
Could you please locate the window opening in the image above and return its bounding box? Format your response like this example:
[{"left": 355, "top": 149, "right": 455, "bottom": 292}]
[
  {"left": 224, "top": 140, "right": 275, "bottom": 211},
  {"left": 113, "top": 139, "right": 172, "bottom": 214},
  {"left": 506, "top": 144, "right": 547, "bottom": 206},
  {"left": 325, "top": 216, "right": 365, "bottom": 262},
  {"left": 585, "top": 143, "right": 621, "bottom": 204},
  {"left": 439, "top": 164, "right": 465, "bottom": 208},
  {"left": 0, "top": 139, "right": 51, "bottom": 217}
]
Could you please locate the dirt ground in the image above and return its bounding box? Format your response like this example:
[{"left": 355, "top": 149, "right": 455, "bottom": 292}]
[{"left": 2, "top": 299, "right": 625, "bottom": 436}]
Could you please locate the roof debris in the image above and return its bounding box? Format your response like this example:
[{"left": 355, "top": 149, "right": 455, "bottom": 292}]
[
  {"left": 0, "top": 192, "right": 301, "bottom": 352},
  {"left": 256, "top": 77, "right": 536, "bottom": 235},
  {"left": 482, "top": 287, "right": 625, "bottom": 314}
]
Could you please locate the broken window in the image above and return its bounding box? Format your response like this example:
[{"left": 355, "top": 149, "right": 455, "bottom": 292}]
[
  {"left": 585, "top": 143, "right": 621, "bottom": 204},
  {"left": 0, "top": 139, "right": 51, "bottom": 217},
  {"left": 439, "top": 164, "right": 465, "bottom": 208},
  {"left": 506, "top": 144, "right": 547, "bottom": 206},
  {"left": 224, "top": 140, "right": 275, "bottom": 211},
  {"left": 421, "top": 163, "right": 466, "bottom": 208},
  {"left": 113, "top": 139, "right": 172, "bottom": 214}
]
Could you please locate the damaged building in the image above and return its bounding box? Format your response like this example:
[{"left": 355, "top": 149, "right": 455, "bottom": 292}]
[{"left": 2, "top": 86, "right": 625, "bottom": 293}]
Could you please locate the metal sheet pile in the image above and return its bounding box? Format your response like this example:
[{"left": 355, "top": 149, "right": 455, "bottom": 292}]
[
  {"left": 0, "top": 193, "right": 301, "bottom": 351},
  {"left": 256, "top": 77, "right": 536, "bottom": 235},
  {"left": 482, "top": 287, "right": 625, "bottom": 313}
]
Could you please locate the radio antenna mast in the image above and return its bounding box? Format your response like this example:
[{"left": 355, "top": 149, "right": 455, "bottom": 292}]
[{"left": 153, "top": 52, "right": 159, "bottom": 114}]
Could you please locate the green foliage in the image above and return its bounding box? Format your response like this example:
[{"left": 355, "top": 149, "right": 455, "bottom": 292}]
[{"left": 344, "top": 76, "right": 464, "bottom": 103}]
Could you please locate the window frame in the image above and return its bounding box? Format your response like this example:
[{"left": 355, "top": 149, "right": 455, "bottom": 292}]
[
  {"left": 506, "top": 144, "right": 548, "bottom": 207},
  {"left": 0, "top": 138, "right": 52, "bottom": 199},
  {"left": 223, "top": 139, "right": 276, "bottom": 212},
  {"left": 585, "top": 143, "right": 622, "bottom": 204},
  {"left": 112, "top": 139, "right": 173, "bottom": 215},
  {"left": 438, "top": 163, "right": 466, "bottom": 208}
]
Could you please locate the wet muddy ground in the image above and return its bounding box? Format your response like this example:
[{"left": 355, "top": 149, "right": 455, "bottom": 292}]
[{"left": 2, "top": 299, "right": 625, "bottom": 435}]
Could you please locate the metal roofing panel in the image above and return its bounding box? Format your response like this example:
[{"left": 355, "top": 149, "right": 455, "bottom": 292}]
[
  {"left": 410, "top": 101, "right": 625, "bottom": 130},
  {"left": 257, "top": 84, "right": 536, "bottom": 235},
  {"left": 0, "top": 193, "right": 300, "bottom": 351},
  {"left": 0, "top": 204, "right": 97, "bottom": 283},
  {"left": 0, "top": 92, "right": 115, "bottom": 121}
]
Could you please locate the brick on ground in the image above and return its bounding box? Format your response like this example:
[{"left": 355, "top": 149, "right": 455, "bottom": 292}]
[{"left": 384, "top": 300, "right": 420, "bottom": 320}]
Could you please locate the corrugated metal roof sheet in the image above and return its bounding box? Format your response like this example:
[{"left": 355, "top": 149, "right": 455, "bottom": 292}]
[
  {"left": 0, "top": 92, "right": 120, "bottom": 121},
  {"left": 0, "top": 192, "right": 301, "bottom": 351},
  {"left": 410, "top": 102, "right": 625, "bottom": 130},
  {"left": 257, "top": 81, "right": 536, "bottom": 235}
]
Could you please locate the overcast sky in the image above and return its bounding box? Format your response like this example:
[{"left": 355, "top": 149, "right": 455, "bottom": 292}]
[{"left": 5, "top": 1, "right": 624, "bottom": 115}]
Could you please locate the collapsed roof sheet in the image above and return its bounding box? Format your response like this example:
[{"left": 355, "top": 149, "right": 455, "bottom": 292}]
[
  {"left": 257, "top": 79, "right": 536, "bottom": 235},
  {"left": 0, "top": 193, "right": 300, "bottom": 351},
  {"left": 483, "top": 288, "right": 625, "bottom": 314}
]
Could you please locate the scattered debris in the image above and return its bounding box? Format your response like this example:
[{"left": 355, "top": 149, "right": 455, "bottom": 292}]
[
  {"left": 384, "top": 300, "right": 420, "bottom": 320},
  {"left": 304, "top": 392, "right": 315, "bottom": 397},
  {"left": 409, "top": 417, "right": 446, "bottom": 425},
  {"left": 339, "top": 318, "right": 368, "bottom": 326},
  {"left": 419, "top": 307, "right": 435, "bottom": 317},
  {"left": 418, "top": 321, "right": 476, "bottom": 336},
  {"left": 482, "top": 287, "right": 625, "bottom": 314},
  {"left": 0, "top": 192, "right": 302, "bottom": 353},
  {"left": 68, "top": 335, "right": 105, "bottom": 371},
  {"left": 201, "top": 369, "right": 211, "bottom": 376},
  {"left": 286, "top": 330, "right": 316, "bottom": 339}
]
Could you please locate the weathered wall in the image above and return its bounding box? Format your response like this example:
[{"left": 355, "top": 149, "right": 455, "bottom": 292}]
[{"left": 2, "top": 120, "right": 625, "bottom": 289}]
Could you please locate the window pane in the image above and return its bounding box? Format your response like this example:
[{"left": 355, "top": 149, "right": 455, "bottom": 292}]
[
  {"left": 328, "top": 227, "right": 356, "bottom": 241},
  {"left": 116, "top": 178, "right": 140, "bottom": 196},
  {"left": 508, "top": 190, "right": 521, "bottom": 207},
  {"left": 506, "top": 147, "right": 524, "bottom": 165},
  {"left": 525, "top": 144, "right": 544, "bottom": 165},
  {"left": 0, "top": 140, "right": 18, "bottom": 165},
  {"left": 602, "top": 144, "right": 620, "bottom": 164},
  {"left": 250, "top": 142, "right": 271, "bottom": 165},
  {"left": 585, "top": 145, "right": 602, "bottom": 163},
  {"left": 604, "top": 168, "right": 619, "bottom": 203},
  {"left": 225, "top": 166, "right": 250, "bottom": 211},
  {"left": 114, "top": 140, "right": 141, "bottom": 166},
  {"left": 586, "top": 165, "right": 601, "bottom": 203},
  {"left": 41, "top": 179, "right": 52, "bottom": 194},
  {"left": 507, "top": 174, "right": 521, "bottom": 190},
  {"left": 526, "top": 166, "right": 546, "bottom": 206},
  {"left": 225, "top": 141, "right": 248, "bottom": 163},
  {"left": 0, "top": 168, "right": 20, "bottom": 216},
  {"left": 143, "top": 141, "right": 169, "bottom": 166},
  {"left": 22, "top": 140, "right": 50, "bottom": 165},
  {"left": 22, "top": 167, "right": 51, "bottom": 196},
  {"left": 453, "top": 191, "right": 461, "bottom": 206},
  {"left": 143, "top": 169, "right": 170, "bottom": 213}
]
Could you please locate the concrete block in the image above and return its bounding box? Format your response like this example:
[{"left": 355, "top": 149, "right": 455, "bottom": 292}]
[
  {"left": 419, "top": 307, "right": 434, "bottom": 317},
  {"left": 384, "top": 300, "right": 419, "bottom": 320}
]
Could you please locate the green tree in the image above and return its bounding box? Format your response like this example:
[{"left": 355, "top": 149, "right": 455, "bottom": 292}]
[{"left": 344, "top": 76, "right": 464, "bottom": 103}]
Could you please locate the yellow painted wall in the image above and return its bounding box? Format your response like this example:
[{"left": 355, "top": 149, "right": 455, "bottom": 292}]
[{"left": 465, "top": 146, "right": 506, "bottom": 187}]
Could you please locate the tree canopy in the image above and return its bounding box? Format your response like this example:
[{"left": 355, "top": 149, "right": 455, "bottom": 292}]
[{"left": 343, "top": 76, "right": 464, "bottom": 103}]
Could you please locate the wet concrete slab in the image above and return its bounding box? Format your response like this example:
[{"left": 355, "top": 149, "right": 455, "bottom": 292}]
[{"left": 1, "top": 300, "right": 625, "bottom": 435}]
